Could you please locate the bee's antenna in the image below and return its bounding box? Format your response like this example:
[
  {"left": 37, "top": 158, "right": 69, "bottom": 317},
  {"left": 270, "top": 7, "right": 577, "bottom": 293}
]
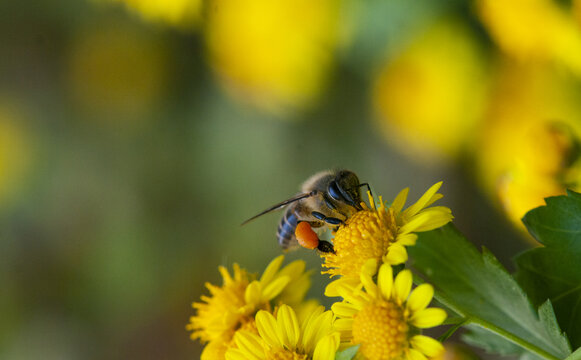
[{"left": 240, "top": 190, "right": 319, "bottom": 226}]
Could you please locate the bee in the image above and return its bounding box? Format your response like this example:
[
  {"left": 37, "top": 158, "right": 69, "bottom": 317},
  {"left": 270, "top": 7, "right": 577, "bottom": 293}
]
[{"left": 242, "top": 169, "right": 370, "bottom": 253}]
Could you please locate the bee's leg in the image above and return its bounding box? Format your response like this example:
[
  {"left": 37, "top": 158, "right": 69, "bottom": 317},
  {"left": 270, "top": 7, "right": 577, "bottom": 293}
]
[
  {"left": 357, "top": 183, "right": 372, "bottom": 196},
  {"left": 317, "top": 240, "right": 335, "bottom": 254},
  {"left": 351, "top": 183, "right": 373, "bottom": 210},
  {"left": 324, "top": 217, "right": 343, "bottom": 225},
  {"left": 311, "top": 211, "right": 344, "bottom": 226}
]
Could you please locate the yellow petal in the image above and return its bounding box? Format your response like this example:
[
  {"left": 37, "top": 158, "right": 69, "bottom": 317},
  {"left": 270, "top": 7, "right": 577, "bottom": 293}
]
[
  {"left": 397, "top": 233, "right": 417, "bottom": 246},
  {"left": 377, "top": 263, "right": 393, "bottom": 300},
  {"left": 324, "top": 278, "right": 359, "bottom": 298},
  {"left": 313, "top": 333, "right": 340, "bottom": 360},
  {"left": 225, "top": 348, "right": 258, "bottom": 360},
  {"left": 360, "top": 270, "right": 378, "bottom": 299},
  {"left": 407, "top": 347, "right": 428, "bottom": 360},
  {"left": 391, "top": 187, "right": 410, "bottom": 214},
  {"left": 383, "top": 243, "right": 408, "bottom": 265},
  {"left": 300, "top": 311, "right": 319, "bottom": 351},
  {"left": 331, "top": 302, "right": 358, "bottom": 318},
  {"left": 244, "top": 281, "right": 262, "bottom": 306},
  {"left": 312, "top": 311, "right": 334, "bottom": 344},
  {"left": 403, "top": 181, "right": 443, "bottom": 219},
  {"left": 410, "top": 308, "right": 447, "bottom": 328},
  {"left": 334, "top": 318, "right": 353, "bottom": 331},
  {"left": 400, "top": 208, "right": 452, "bottom": 233},
  {"left": 202, "top": 340, "right": 229, "bottom": 360},
  {"left": 233, "top": 331, "right": 264, "bottom": 358},
  {"left": 362, "top": 258, "right": 378, "bottom": 277},
  {"left": 256, "top": 310, "right": 281, "bottom": 347},
  {"left": 260, "top": 255, "right": 284, "bottom": 284},
  {"left": 393, "top": 269, "right": 412, "bottom": 304},
  {"left": 301, "top": 309, "right": 333, "bottom": 352},
  {"left": 277, "top": 304, "right": 300, "bottom": 348},
  {"left": 218, "top": 265, "right": 233, "bottom": 284},
  {"left": 278, "top": 270, "right": 311, "bottom": 304},
  {"left": 276, "top": 260, "right": 306, "bottom": 281},
  {"left": 262, "top": 275, "right": 291, "bottom": 301},
  {"left": 423, "top": 193, "right": 443, "bottom": 208},
  {"left": 406, "top": 283, "right": 434, "bottom": 313},
  {"left": 410, "top": 335, "right": 445, "bottom": 357},
  {"left": 299, "top": 303, "right": 325, "bottom": 329}
]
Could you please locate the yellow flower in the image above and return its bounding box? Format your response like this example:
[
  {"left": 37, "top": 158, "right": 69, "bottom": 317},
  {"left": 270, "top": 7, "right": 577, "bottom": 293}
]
[
  {"left": 105, "top": 0, "right": 203, "bottom": 29},
  {"left": 475, "top": 60, "right": 581, "bottom": 233},
  {"left": 477, "top": 0, "right": 581, "bottom": 77},
  {"left": 321, "top": 182, "right": 453, "bottom": 280},
  {"left": 204, "top": 0, "right": 345, "bottom": 113},
  {"left": 226, "top": 304, "right": 340, "bottom": 360},
  {"left": 187, "top": 255, "right": 312, "bottom": 360},
  {"left": 332, "top": 261, "right": 447, "bottom": 360},
  {"left": 496, "top": 122, "right": 581, "bottom": 228},
  {"left": 373, "top": 19, "right": 489, "bottom": 163}
]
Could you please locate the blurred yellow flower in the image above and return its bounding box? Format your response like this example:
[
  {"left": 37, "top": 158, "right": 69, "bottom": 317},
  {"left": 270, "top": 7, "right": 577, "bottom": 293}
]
[
  {"left": 476, "top": 60, "right": 581, "bottom": 230},
  {"left": 373, "top": 19, "right": 489, "bottom": 163},
  {"left": 331, "top": 261, "right": 446, "bottom": 360},
  {"left": 104, "top": 0, "right": 202, "bottom": 29},
  {"left": 0, "top": 103, "right": 33, "bottom": 206},
  {"left": 477, "top": 0, "right": 581, "bottom": 77},
  {"left": 496, "top": 123, "right": 580, "bottom": 228},
  {"left": 187, "top": 255, "right": 312, "bottom": 360},
  {"left": 68, "top": 20, "right": 171, "bottom": 125},
  {"left": 321, "top": 183, "right": 453, "bottom": 281},
  {"left": 204, "top": 0, "right": 345, "bottom": 113}
]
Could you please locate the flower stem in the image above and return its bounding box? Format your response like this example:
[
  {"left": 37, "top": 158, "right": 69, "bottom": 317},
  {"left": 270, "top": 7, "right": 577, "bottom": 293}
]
[{"left": 466, "top": 317, "right": 560, "bottom": 360}]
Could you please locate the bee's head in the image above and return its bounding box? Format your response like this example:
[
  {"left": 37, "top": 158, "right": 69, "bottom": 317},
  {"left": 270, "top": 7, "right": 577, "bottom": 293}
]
[{"left": 327, "top": 170, "right": 363, "bottom": 210}]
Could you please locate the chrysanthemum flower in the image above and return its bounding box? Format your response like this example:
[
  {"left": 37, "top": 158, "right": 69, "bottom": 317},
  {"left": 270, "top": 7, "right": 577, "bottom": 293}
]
[
  {"left": 373, "top": 20, "right": 489, "bottom": 163},
  {"left": 332, "top": 261, "right": 447, "bottom": 360},
  {"left": 321, "top": 182, "right": 453, "bottom": 280},
  {"left": 204, "top": 0, "right": 345, "bottom": 113},
  {"left": 187, "top": 255, "right": 312, "bottom": 359},
  {"left": 476, "top": 0, "right": 581, "bottom": 76},
  {"left": 226, "top": 304, "right": 340, "bottom": 360}
]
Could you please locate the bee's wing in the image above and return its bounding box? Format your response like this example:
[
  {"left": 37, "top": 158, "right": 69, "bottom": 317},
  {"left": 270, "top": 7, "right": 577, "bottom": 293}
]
[{"left": 241, "top": 192, "right": 316, "bottom": 226}]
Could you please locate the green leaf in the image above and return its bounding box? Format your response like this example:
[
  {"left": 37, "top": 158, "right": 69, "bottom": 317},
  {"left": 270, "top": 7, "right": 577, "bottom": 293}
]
[
  {"left": 335, "top": 345, "right": 359, "bottom": 360},
  {"left": 565, "top": 347, "right": 581, "bottom": 360},
  {"left": 517, "top": 190, "right": 581, "bottom": 349},
  {"left": 408, "top": 224, "right": 571, "bottom": 359},
  {"left": 522, "top": 190, "right": 581, "bottom": 250}
]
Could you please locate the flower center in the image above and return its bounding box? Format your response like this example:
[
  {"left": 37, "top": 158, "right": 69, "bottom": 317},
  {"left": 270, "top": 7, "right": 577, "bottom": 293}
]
[
  {"left": 266, "top": 348, "right": 307, "bottom": 360},
  {"left": 351, "top": 300, "right": 409, "bottom": 360},
  {"left": 322, "top": 207, "right": 396, "bottom": 279}
]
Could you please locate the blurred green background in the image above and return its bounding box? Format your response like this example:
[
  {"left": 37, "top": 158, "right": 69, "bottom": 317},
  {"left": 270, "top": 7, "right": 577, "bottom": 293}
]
[{"left": 2, "top": 0, "right": 581, "bottom": 359}]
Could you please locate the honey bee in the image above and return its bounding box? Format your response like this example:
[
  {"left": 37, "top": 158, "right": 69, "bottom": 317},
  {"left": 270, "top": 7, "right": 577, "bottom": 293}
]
[{"left": 242, "top": 169, "right": 370, "bottom": 253}]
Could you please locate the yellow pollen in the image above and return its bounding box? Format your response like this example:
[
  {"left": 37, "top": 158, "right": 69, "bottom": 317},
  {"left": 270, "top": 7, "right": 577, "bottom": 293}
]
[
  {"left": 266, "top": 348, "right": 307, "bottom": 360},
  {"left": 351, "top": 300, "right": 409, "bottom": 360},
  {"left": 322, "top": 205, "right": 397, "bottom": 279}
]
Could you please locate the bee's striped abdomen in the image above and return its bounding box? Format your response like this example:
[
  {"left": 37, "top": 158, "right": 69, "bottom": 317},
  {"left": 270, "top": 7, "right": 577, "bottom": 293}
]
[{"left": 277, "top": 208, "right": 298, "bottom": 249}]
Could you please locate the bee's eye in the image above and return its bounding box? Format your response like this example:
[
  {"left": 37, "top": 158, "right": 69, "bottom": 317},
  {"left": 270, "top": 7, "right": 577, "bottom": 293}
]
[{"left": 328, "top": 181, "right": 342, "bottom": 201}]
